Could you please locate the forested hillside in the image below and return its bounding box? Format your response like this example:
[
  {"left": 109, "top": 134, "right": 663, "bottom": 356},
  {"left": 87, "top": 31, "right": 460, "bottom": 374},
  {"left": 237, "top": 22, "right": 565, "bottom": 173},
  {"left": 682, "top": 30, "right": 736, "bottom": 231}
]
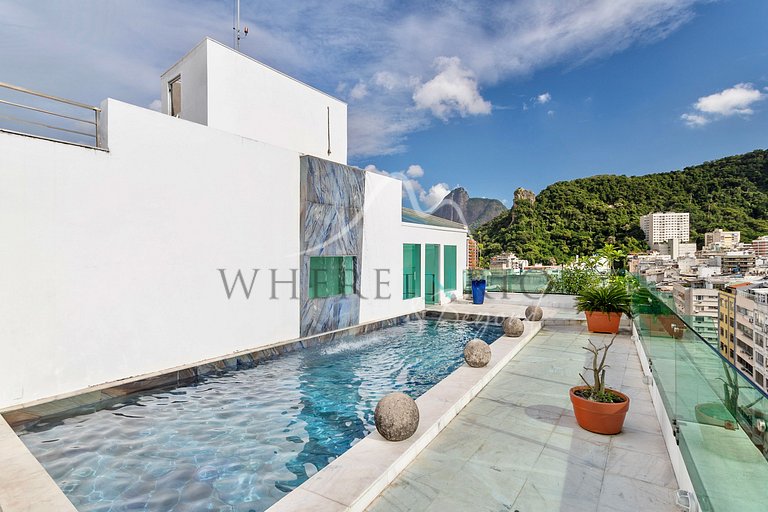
[{"left": 474, "top": 149, "right": 768, "bottom": 264}]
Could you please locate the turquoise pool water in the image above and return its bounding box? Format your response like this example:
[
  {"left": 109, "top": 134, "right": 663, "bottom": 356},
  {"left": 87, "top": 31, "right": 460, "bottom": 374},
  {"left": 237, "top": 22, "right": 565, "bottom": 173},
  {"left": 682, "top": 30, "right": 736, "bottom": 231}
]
[{"left": 18, "top": 318, "right": 502, "bottom": 512}]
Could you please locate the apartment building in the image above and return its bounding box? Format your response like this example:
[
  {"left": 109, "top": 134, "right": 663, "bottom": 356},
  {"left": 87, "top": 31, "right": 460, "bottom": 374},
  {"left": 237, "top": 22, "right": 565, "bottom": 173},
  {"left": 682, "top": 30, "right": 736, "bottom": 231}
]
[
  {"left": 640, "top": 212, "right": 690, "bottom": 245},
  {"left": 673, "top": 280, "right": 719, "bottom": 344},
  {"left": 466, "top": 237, "right": 479, "bottom": 269},
  {"left": 489, "top": 252, "right": 529, "bottom": 271},
  {"left": 704, "top": 229, "right": 741, "bottom": 250},
  {"left": 753, "top": 235, "right": 768, "bottom": 257},
  {"left": 733, "top": 283, "right": 768, "bottom": 391},
  {"left": 719, "top": 285, "right": 739, "bottom": 363}
]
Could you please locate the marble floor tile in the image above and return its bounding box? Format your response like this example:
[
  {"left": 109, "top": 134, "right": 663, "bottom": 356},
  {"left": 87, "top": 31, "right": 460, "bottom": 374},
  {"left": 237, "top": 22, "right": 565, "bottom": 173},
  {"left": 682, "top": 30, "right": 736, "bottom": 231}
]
[
  {"left": 367, "top": 327, "right": 677, "bottom": 512},
  {"left": 597, "top": 474, "right": 677, "bottom": 512}
]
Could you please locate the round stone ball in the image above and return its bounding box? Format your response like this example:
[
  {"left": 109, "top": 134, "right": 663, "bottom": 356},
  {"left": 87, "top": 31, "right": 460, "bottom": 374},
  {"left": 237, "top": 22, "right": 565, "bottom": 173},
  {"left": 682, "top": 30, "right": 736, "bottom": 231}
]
[
  {"left": 464, "top": 338, "right": 492, "bottom": 368},
  {"left": 525, "top": 305, "right": 543, "bottom": 321},
  {"left": 502, "top": 317, "right": 525, "bottom": 337},
  {"left": 374, "top": 392, "right": 420, "bottom": 441}
]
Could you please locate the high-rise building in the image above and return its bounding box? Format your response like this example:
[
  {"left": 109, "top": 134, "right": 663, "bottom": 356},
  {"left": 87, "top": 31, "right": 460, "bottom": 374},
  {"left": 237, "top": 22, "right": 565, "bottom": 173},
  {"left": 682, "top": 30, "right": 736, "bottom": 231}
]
[
  {"left": 640, "top": 212, "right": 690, "bottom": 246},
  {"left": 704, "top": 229, "right": 741, "bottom": 250},
  {"left": 673, "top": 281, "right": 719, "bottom": 344},
  {"left": 752, "top": 235, "right": 768, "bottom": 257},
  {"left": 466, "top": 237, "right": 479, "bottom": 269},
  {"left": 718, "top": 285, "right": 739, "bottom": 363},
  {"left": 733, "top": 283, "right": 768, "bottom": 391}
]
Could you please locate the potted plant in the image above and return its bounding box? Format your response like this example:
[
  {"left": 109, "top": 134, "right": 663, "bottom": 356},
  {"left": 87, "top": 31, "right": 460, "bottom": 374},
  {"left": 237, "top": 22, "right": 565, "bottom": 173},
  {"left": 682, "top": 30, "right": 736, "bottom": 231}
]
[
  {"left": 470, "top": 269, "right": 487, "bottom": 305},
  {"left": 576, "top": 281, "right": 632, "bottom": 334},
  {"left": 632, "top": 286, "right": 686, "bottom": 339},
  {"left": 570, "top": 338, "right": 630, "bottom": 434},
  {"left": 695, "top": 361, "right": 767, "bottom": 459}
]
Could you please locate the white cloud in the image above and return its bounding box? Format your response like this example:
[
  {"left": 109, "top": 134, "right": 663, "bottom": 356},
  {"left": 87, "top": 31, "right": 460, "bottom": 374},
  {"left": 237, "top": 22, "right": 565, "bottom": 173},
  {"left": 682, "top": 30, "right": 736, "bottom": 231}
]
[
  {"left": 694, "top": 83, "right": 764, "bottom": 116},
  {"left": 148, "top": 99, "right": 162, "bottom": 111},
  {"left": 537, "top": 92, "right": 551, "bottom": 104},
  {"left": 413, "top": 57, "right": 492, "bottom": 121},
  {"left": 682, "top": 83, "right": 765, "bottom": 127},
  {"left": 405, "top": 164, "right": 424, "bottom": 178},
  {"left": 547, "top": 110, "right": 555, "bottom": 116},
  {"left": 349, "top": 81, "right": 368, "bottom": 100},
  {"left": 420, "top": 183, "right": 452, "bottom": 211},
  {"left": 681, "top": 113, "right": 709, "bottom": 127}
]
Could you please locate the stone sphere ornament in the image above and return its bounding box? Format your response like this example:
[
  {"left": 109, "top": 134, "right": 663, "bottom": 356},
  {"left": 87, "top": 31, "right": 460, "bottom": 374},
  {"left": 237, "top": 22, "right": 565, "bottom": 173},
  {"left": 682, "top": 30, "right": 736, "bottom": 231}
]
[
  {"left": 374, "top": 392, "right": 420, "bottom": 441},
  {"left": 463, "top": 338, "right": 492, "bottom": 368},
  {"left": 525, "top": 305, "right": 543, "bottom": 321},
  {"left": 502, "top": 317, "right": 525, "bottom": 337}
]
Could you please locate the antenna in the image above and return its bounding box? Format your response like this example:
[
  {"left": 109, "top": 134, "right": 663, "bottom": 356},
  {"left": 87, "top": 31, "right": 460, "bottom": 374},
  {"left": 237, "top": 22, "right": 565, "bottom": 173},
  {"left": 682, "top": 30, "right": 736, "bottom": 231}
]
[{"left": 233, "top": 0, "right": 248, "bottom": 50}]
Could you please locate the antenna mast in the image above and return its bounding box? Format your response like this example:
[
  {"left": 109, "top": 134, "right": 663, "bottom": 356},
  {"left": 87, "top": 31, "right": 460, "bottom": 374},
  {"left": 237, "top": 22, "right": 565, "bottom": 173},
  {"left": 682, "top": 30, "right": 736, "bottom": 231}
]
[{"left": 233, "top": 0, "right": 248, "bottom": 50}]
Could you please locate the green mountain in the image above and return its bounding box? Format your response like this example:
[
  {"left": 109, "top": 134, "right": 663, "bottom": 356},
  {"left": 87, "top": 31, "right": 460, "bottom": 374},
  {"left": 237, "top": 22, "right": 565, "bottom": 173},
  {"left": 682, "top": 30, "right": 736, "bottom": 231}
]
[{"left": 474, "top": 149, "right": 768, "bottom": 264}]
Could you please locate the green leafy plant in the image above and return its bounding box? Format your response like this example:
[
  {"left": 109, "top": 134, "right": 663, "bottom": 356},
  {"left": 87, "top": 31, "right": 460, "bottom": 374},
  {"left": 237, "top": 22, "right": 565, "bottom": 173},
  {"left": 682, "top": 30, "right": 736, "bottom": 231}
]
[
  {"left": 597, "top": 244, "right": 626, "bottom": 274},
  {"left": 576, "top": 337, "right": 626, "bottom": 403},
  {"left": 470, "top": 268, "right": 487, "bottom": 281},
  {"left": 576, "top": 281, "right": 633, "bottom": 317},
  {"left": 546, "top": 265, "right": 601, "bottom": 295}
]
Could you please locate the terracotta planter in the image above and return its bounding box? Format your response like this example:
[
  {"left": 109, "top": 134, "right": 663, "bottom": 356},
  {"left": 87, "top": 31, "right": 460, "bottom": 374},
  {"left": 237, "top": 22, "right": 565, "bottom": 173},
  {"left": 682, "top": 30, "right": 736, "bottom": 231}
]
[
  {"left": 659, "top": 315, "right": 686, "bottom": 339},
  {"left": 584, "top": 311, "right": 622, "bottom": 334},
  {"left": 569, "top": 386, "right": 630, "bottom": 435}
]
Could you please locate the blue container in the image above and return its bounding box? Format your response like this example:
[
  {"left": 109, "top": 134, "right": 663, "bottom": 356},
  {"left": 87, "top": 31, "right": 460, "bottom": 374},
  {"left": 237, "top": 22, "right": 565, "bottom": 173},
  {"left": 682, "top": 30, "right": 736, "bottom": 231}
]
[{"left": 471, "top": 279, "right": 486, "bottom": 304}]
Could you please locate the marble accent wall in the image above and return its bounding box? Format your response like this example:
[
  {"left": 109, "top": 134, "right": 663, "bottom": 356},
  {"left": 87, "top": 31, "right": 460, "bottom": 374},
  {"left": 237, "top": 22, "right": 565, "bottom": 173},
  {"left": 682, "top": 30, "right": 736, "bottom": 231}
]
[{"left": 299, "top": 156, "right": 365, "bottom": 336}]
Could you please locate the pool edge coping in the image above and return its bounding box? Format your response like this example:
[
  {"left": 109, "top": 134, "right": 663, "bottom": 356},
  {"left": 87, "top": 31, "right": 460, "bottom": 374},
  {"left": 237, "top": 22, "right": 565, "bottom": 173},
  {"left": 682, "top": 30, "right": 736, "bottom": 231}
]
[{"left": 265, "top": 319, "right": 544, "bottom": 512}]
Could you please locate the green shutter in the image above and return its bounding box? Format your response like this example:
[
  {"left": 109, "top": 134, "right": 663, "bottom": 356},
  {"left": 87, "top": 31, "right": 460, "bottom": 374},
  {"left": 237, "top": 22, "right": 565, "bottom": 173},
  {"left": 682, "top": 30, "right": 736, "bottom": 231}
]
[
  {"left": 444, "top": 245, "right": 457, "bottom": 291},
  {"left": 403, "top": 244, "right": 421, "bottom": 299}
]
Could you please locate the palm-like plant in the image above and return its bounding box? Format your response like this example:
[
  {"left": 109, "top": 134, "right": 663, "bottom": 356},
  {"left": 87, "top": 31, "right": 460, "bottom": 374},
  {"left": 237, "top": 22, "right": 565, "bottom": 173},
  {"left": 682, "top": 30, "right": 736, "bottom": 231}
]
[
  {"left": 576, "top": 281, "right": 633, "bottom": 317},
  {"left": 597, "top": 244, "right": 626, "bottom": 273}
]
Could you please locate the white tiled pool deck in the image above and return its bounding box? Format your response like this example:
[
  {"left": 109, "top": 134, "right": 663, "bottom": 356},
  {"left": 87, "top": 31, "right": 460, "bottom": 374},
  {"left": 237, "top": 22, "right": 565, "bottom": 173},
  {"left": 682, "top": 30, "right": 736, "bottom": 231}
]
[{"left": 367, "top": 324, "right": 679, "bottom": 512}]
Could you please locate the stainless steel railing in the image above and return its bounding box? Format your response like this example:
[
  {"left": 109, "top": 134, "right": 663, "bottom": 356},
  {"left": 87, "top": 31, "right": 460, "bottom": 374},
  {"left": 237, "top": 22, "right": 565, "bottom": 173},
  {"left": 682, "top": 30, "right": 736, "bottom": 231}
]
[{"left": 0, "top": 81, "right": 101, "bottom": 148}]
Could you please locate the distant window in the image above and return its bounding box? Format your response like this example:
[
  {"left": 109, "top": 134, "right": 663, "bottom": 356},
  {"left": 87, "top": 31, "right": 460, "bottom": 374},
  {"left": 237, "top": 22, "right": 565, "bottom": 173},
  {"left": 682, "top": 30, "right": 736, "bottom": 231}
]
[
  {"left": 403, "top": 244, "right": 421, "bottom": 299},
  {"left": 169, "top": 76, "right": 182, "bottom": 117},
  {"left": 309, "top": 256, "right": 355, "bottom": 299}
]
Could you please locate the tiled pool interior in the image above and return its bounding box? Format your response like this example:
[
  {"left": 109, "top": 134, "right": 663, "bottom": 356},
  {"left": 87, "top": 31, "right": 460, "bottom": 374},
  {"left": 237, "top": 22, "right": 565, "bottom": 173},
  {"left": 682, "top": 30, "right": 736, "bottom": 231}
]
[{"left": 16, "top": 319, "right": 502, "bottom": 512}]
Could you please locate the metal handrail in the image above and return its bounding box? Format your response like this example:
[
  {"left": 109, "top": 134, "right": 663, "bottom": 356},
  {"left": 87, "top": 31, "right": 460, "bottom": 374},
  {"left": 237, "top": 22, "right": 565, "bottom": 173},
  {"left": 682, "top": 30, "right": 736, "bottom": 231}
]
[{"left": 0, "top": 81, "right": 101, "bottom": 148}]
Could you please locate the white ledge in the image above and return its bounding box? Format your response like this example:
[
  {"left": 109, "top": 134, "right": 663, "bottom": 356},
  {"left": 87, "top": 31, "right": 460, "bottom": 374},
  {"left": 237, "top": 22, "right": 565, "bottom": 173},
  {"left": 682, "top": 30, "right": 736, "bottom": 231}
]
[{"left": 266, "top": 321, "right": 543, "bottom": 512}]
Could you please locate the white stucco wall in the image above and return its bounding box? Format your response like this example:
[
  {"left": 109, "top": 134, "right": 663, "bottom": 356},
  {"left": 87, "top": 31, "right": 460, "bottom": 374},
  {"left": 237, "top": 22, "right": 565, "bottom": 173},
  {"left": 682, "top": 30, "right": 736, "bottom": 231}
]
[
  {"left": 358, "top": 172, "right": 468, "bottom": 324},
  {"left": 359, "top": 172, "right": 408, "bottom": 323},
  {"left": 161, "top": 38, "right": 347, "bottom": 165},
  {"left": 401, "top": 223, "right": 468, "bottom": 307},
  {"left": 0, "top": 99, "right": 301, "bottom": 409}
]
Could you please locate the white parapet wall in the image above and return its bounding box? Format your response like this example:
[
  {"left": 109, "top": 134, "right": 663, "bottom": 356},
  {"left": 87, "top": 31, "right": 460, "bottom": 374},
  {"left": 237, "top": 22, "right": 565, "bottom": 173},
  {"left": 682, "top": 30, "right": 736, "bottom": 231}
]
[{"left": 0, "top": 99, "right": 302, "bottom": 409}]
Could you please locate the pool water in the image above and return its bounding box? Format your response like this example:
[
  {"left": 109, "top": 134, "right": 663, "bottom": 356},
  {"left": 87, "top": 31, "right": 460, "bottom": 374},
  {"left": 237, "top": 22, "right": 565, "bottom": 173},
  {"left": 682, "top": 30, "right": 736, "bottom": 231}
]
[{"left": 18, "top": 319, "right": 502, "bottom": 512}]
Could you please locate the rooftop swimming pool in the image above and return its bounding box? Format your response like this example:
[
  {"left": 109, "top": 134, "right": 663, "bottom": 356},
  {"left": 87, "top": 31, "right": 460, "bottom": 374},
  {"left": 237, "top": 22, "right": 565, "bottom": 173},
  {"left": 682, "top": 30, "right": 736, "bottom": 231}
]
[{"left": 17, "top": 318, "right": 502, "bottom": 512}]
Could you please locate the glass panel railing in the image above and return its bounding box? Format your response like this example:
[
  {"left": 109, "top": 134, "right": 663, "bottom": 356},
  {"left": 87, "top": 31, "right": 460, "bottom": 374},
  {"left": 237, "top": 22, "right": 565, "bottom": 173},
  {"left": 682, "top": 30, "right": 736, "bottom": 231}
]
[
  {"left": 633, "top": 276, "right": 768, "bottom": 512},
  {"left": 463, "top": 269, "right": 552, "bottom": 294}
]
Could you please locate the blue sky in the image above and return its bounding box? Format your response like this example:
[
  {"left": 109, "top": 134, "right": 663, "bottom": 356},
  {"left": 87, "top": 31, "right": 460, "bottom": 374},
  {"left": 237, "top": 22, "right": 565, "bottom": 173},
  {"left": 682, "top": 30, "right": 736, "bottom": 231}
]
[{"left": 2, "top": 0, "right": 766, "bottom": 210}]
